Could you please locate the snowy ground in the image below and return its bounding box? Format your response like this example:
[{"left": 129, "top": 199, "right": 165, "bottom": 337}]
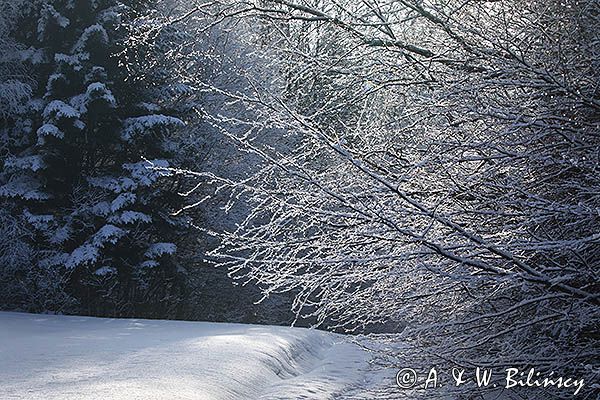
[{"left": 0, "top": 312, "right": 372, "bottom": 400}]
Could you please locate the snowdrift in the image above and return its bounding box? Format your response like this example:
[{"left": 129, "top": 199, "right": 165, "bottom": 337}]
[{"left": 0, "top": 312, "right": 368, "bottom": 399}]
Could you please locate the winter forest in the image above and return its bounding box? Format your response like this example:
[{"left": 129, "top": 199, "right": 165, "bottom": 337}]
[{"left": 0, "top": 0, "right": 598, "bottom": 399}]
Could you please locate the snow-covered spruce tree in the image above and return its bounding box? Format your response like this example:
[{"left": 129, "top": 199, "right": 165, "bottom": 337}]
[
  {"left": 0, "top": 0, "right": 72, "bottom": 311},
  {"left": 0, "top": 0, "right": 188, "bottom": 317}
]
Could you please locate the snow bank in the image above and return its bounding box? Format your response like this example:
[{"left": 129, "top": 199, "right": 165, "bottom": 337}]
[{"left": 0, "top": 312, "right": 368, "bottom": 399}]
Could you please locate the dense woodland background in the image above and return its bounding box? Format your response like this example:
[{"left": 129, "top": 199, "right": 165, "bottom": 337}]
[
  {"left": 0, "top": 0, "right": 294, "bottom": 325},
  {"left": 0, "top": 0, "right": 598, "bottom": 398}
]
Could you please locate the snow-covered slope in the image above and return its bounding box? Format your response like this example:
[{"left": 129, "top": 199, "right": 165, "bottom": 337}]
[{"left": 0, "top": 312, "right": 368, "bottom": 399}]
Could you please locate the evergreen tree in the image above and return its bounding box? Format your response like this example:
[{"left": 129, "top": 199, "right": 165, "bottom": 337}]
[{"left": 0, "top": 0, "right": 188, "bottom": 317}]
